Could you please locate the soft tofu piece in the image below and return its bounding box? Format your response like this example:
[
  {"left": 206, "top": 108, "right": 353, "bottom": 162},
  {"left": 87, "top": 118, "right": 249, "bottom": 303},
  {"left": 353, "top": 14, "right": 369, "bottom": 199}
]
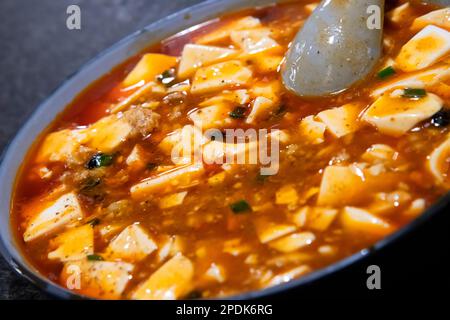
[
  {"left": 60, "top": 260, "right": 134, "bottom": 299},
  {"left": 189, "top": 103, "right": 233, "bottom": 129},
  {"left": 156, "top": 235, "right": 186, "bottom": 262},
  {"left": 275, "top": 184, "right": 299, "bottom": 206},
  {"left": 131, "top": 163, "right": 204, "bottom": 199},
  {"left": 341, "top": 207, "right": 393, "bottom": 236},
  {"left": 202, "top": 139, "right": 259, "bottom": 165},
  {"left": 159, "top": 191, "right": 188, "bottom": 209},
  {"left": 231, "top": 28, "right": 281, "bottom": 55},
  {"left": 299, "top": 116, "right": 327, "bottom": 144},
  {"left": 250, "top": 80, "right": 282, "bottom": 102},
  {"left": 368, "top": 190, "right": 412, "bottom": 215},
  {"left": 268, "top": 232, "right": 316, "bottom": 253},
  {"left": 48, "top": 225, "right": 94, "bottom": 262},
  {"left": 255, "top": 219, "right": 297, "bottom": 244},
  {"left": 386, "top": 3, "right": 414, "bottom": 26},
  {"left": 362, "top": 93, "right": 443, "bottom": 137},
  {"left": 131, "top": 254, "right": 194, "bottom": 300},
  {"left": 317, "top": 166, "right": 365, "bottom": 207},
  {"left": 411, "top": 8, "right": 450, "bottom": 32},
  {"left": 371, "top": 64, "right": 450, "bottom": 97},
  {"left": 36, "top": 129, "right": 87, "bottom": 163},
  {"left": 24, "top": 192, "right": 84, "bottom": 242},
  {"left": 292, "top": 207, "right": 338, "bottom": 231},
  {"left": 361, "top": 144, "right": 398, "bottom": 163},
  {"left": 316, "top": 103, "right": 362, "bottom": 138},
  {"left": 126, "top": 144, "right": 147, "bottom": 170},
  {"left": 395, "top": 25, "right": 450, "bottom": 72},
  {"left": 196, "top": 16, "right": 261, "bottom": 45},
  {"left": 245, "top": 96, "right": 277, "bottom": 124},
  {"left": 428, "top": 135, "right": 450, "bottom": 185},
  {"left": 205, "top": 263, "right": 227, "bottom": 283},
  {"left": 123, "top": 53, "right": 177, "bottom": 87},
  {"left": 178, "top": 44, "right": 237, "bottom": 78},
  {"left": 317, "top": 165, "right": 399, "bottom": 207},
  {"left": 198, "top": 89, "right": 249, "bottom": 107},
  {"left": 250, "top": 54, "right": 283, "bottom": 73},
  {"left": 265, "top": 265, "right": 311, "bottom": 287},
  {"left": 85, "top": 114, "right": 133, "bottom": 153},
  {"left": 105, "top": 224, "right": 157, "bottom": 262},
  {"left": 158, "top": 125, "right": 206, "bottom": 159},
  {"left": 191, "top": 60, "right": 252, "bottom": 95}
]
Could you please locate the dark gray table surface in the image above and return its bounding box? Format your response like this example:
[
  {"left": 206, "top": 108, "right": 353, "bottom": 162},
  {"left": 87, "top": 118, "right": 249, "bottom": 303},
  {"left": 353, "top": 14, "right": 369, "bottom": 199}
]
[{"left": 0, "top": 0, "right": 202, "bottom": 300}]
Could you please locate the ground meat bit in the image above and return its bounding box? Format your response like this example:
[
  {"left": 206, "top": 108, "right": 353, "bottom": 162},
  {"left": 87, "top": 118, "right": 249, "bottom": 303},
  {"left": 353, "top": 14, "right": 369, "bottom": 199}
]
[{"left": 123, "top": 108, "right": 160, "bottom": 137}]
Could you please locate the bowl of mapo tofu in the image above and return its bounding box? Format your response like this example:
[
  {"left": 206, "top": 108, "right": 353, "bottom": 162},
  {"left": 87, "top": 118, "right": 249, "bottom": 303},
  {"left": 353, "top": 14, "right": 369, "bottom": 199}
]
[{"left": 0, "top": 0, "right": 449, "bottom": 299}]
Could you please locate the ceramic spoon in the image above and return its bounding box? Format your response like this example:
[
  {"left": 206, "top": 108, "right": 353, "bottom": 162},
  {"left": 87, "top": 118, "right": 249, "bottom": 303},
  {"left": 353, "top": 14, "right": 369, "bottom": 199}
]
[{"left": 282, "top": 0, "right": 385, "bottom": 97}]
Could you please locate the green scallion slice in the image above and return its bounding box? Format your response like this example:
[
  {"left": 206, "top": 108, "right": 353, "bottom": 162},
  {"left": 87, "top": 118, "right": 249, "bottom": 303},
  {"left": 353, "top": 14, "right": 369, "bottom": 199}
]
[
  {"left": 87, "top": 254, "right": 104, "bottom": 261},
  {"left": 377, "top": 66, "right": 396, "bottom": 79},
  {"left": 229, "top": 106, "right": 247, "bottom": 119},
  {"left": 403, "top": 88, "right": 427, "bottom": 99},
  {"left": 230, "top": 200, "right": 252, "bottom": 214}
]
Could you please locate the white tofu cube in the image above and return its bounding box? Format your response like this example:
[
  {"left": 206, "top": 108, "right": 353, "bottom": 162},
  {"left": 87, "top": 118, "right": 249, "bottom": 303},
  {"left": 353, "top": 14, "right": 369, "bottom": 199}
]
[
  {"left": 316, "top": 103, "right": 362, "bottom": 138},
  {"left": 395, "top": 25, "right": 450, "bottom": 72},
  {"left": 126, "top": 144, "right": 147, "bottom": 170},
  {"left": 105, "top": 224, "right": 157, "bottom": 262},
  {"left": 191, "top": 60, "right": 252, "bottom": 95},
  {"left": 230, "top": 28, "right": 281, "bottom": 55},
  {"left": 60, "top": 260, "right": 134, "bottom": 299},
  {"left": 255, "top": 219, "right": 297, "bottom": 244},
  {"left": 130, "top": 163, "right": 204, "bottom": 199},
  {"left": 123, "top": 53, "right": 177, "bottom": 87},
  {"left": 362, "top": 93, "right": 443, "bottom": 137},
  {"left": 48, "top": 225, "right": 94, "bottom": 262},
  {"left": 178, "top": 44, "right": 237, "bottom": 78},
  {"left": 131, "top": 254, "right": 193, "bottom": 300},
  {"left": 24, "top": 192, "right": 84, "bottom": 242},
  {"left": 411, "top": 8, "right": 450, "bottom": 32},
  {"left": 85, "top": 114, "right": 133, "bottom": 153},
  {"left": 268, "top": 232, "right": 316, "bottom": 253},
  {"left": 371, "top": 64, "right": 450, "bottom": 97},
  {"left": 317, "top": 166, "right": 364, "bottom": 207},
  {"left": 36, "top": 129, "right": 88, "bottom": 163},
  {"left": 196, "top": 16, "right": 261, "bottom": 45},
  {"left": 341, "top": 207, "right": 393, "bottom": 236},
  {"left": 428, "top": 135, "right": 450, "bottom": 185},
  {"left": 245, "top": 96, "right": 276, "bottom": 124},
  {"left": 299, "top": 115, "right": 327, "bottom": 144},
  {"left": 188, "top": 104, "right": 233, "bottom": 129}
]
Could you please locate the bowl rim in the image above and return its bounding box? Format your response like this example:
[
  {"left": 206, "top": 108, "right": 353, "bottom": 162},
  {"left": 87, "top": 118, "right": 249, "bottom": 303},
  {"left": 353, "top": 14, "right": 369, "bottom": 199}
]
[{"left": 0, "top": 0, "right": 449, "bottom": 300}]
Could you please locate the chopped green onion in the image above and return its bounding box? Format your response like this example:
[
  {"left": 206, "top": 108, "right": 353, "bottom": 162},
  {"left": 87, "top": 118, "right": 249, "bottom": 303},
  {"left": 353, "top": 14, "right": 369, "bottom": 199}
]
[
  {"left": 87, "top": 218, "right": 100, "bottom": 227},
  {"left": 274, "top": 105, "right": 287, "bottom": 116},
  {"left": 229, "top": 106, "right": 247, "bottom": 119},
  {"left": 87, "top": 254, "right": 104, "bottom": 261},
  {"left": 146, "top": 162, "right": 158, "bottom": 171},
  {"left": 157, "top": 69, "right": 176, "bottom": 87},
  {"left": 402, "top": 88, "right": 427, "bottom": 99},
  {"left": 230, "top": 200, "right": 252, "bottom": 213},
  {"left": 377, "top": 66, "right": 396, "bottom": 79},
  {"left": 86, "top": 153, "right": 114, "bottom": 169}
]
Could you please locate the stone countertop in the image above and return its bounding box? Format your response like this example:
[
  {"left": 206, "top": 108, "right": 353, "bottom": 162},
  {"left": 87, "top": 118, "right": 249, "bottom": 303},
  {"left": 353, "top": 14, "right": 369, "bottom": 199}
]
[{"left": 0, "top": 0, "right": 202, "bottom": 299}]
